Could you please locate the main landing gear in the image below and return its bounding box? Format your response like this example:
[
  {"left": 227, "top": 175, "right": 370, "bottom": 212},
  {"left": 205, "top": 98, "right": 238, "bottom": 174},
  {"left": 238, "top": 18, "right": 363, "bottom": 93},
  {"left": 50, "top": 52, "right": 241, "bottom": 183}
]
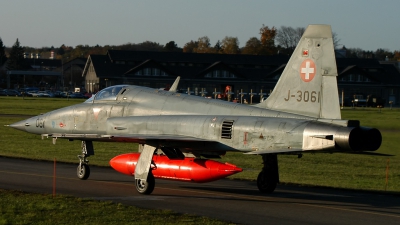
[
  {"left": 135, "top": 172, "right": 155, "bottom": 195},
  {"left": 134, "top": 144, "right": 157, "bottom": 195},
  {"left": 257, "top": 154, "right": 279, "bottom": 194},
  {"left": 77, "top": 141, "right": 94, "bottom": 180}
]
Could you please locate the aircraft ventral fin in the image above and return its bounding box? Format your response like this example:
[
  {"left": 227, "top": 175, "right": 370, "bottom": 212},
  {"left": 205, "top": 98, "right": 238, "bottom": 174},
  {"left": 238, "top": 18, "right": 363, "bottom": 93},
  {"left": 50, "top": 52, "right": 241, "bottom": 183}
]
[{"left": 255, "top": 24, "right": 340, "bottom": 120}]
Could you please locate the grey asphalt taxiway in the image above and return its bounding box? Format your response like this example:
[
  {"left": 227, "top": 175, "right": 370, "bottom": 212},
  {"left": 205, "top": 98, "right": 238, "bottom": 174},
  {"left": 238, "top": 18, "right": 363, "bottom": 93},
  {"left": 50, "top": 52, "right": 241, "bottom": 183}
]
[{"left": 0, "top": 156, "right": 399, "bottom": 225}]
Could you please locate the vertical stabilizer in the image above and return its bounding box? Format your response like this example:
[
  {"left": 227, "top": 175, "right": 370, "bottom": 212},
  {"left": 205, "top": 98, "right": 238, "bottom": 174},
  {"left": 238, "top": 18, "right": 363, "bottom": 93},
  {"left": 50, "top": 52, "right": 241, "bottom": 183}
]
[{"left": 256, "top": 24, "right": 340, "bottom": 119}]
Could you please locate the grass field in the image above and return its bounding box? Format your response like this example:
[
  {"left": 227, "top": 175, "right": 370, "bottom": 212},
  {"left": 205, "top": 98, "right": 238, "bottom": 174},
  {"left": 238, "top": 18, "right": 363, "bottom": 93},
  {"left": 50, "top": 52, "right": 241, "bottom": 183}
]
[
  {"left": 0, "top": 97, "right": 399, "bottom": 192},
  {"left": 0, "top": 189, "right": 231, "bottom": 225}
]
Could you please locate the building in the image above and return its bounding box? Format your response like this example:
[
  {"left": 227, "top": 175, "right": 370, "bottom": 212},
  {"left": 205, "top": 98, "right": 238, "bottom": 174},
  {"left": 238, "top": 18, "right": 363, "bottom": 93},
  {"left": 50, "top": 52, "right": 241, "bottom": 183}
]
[
  {"left": 82, "top": 50, "right": 400, "bottom": 105},
  {"left": 60, "top": 57, "right": 87, "bottom": 91},
  {"left": 2, "top": 57, "right": 86, "bottom": 91},
  {"left": 4, "top": 58, "right": 62, "bottom": 90},
  {"left": 83, "top": 50, "right": 289, "bottom": 102},
  {"left": 336, "top": 58, "right": 400, "bottom": 106}
]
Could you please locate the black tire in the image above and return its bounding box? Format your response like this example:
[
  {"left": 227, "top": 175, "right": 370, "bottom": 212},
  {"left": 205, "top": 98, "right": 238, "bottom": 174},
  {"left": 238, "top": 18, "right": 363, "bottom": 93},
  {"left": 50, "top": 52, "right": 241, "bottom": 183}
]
[
  {"left": 135, "top": 173, "right": 155, "bottom": 195},
  {"left": 77, "top": 164, "right": 90, "bottom": 180},
  {"left": 257, "top": 171, "right": 277, "bottom": 194}
]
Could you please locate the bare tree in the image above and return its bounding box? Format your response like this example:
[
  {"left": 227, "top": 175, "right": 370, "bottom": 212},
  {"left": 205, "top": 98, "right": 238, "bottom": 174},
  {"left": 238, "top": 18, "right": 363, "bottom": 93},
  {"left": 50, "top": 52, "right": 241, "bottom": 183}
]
[
  {"left": 332, "top": 32, "right": 341, "bottom": 49},
  {"left": 276, "top": 26, "right": 305, "bottom": 51}
]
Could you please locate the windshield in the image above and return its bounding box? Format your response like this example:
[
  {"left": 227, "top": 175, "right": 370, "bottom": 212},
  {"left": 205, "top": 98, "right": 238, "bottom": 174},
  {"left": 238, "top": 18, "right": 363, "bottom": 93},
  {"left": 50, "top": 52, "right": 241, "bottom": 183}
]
[{"left": 85, "top": 85, "right": 127, "bottom": 103}]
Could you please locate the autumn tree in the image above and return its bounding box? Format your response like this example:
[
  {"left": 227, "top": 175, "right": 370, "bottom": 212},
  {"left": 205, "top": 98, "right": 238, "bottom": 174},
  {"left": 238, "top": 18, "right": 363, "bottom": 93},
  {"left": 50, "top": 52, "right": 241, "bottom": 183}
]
[
  {"left": 69, "top": 45, "right": 90, "bottom": 59},
  {"left": 194, "top": 36, "right": 213, "bottom": 53},
  {"left": 220, "top": 36, "right": 240, "bottom": 54},
  {"left": 183, "top": 40, "right": 198, "bottom": 53},
  {"left": 394, "top": 51, "right": 400, "bottom": 61},
  {"left": 6, "top": 38, "right": 28, "bottom": 70},
  {"left": 137, "top": 41, "right": 164, "bottom": 51},
  {"left": 241, "top": 37, "right": 262, "bottom": 55},
  {"left": 259, "top": 25, "right": 277, "bottom": 55},
  {"left": 87, "top": 44, "right": 108, "bottom": 56},
  {"left": 117, "top": 41, "right": 164, "bottom": 52}
]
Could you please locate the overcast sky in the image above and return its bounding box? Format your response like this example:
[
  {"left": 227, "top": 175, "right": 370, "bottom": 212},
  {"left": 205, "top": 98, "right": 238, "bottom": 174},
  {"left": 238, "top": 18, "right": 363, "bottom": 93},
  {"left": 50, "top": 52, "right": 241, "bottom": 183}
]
[{"left": 1, "top": 0, "right": 399, "bottom": 52}]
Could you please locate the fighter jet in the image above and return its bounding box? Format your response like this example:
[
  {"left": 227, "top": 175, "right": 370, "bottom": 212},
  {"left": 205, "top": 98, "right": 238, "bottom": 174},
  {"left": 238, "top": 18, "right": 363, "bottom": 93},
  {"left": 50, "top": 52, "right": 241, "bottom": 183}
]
[{"left": 9, "top": 25, "right": 382, "bottom": 195}]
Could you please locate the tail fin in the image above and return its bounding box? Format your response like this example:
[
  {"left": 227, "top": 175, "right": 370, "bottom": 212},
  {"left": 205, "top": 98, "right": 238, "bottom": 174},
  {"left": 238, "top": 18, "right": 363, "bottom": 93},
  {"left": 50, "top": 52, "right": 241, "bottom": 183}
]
[{"left": 256, "top": 24, "right": 340, "bottom": 119}]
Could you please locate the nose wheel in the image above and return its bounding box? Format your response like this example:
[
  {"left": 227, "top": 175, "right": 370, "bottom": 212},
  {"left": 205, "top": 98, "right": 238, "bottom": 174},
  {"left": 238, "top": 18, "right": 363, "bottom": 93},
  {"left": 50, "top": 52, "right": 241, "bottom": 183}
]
[
  {"left": 76, "top": 141, "right": 94, "bottom": 180},
  {"left": 77, "top": 162, "right": 90, "bottom": 180}
]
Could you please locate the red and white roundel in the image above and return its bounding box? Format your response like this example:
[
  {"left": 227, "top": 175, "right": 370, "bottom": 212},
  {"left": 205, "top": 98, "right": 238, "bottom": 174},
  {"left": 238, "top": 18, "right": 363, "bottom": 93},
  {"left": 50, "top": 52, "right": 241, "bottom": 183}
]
[{"left": 300, "top": 59, "right": 316, "bottom": 82}]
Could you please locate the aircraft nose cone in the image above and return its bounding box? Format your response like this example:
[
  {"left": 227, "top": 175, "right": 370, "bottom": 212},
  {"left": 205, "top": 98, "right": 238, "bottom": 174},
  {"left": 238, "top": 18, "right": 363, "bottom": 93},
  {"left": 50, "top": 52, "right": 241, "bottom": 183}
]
[{"left": 8, "top": 119, "right": 29, "bottom": 132}]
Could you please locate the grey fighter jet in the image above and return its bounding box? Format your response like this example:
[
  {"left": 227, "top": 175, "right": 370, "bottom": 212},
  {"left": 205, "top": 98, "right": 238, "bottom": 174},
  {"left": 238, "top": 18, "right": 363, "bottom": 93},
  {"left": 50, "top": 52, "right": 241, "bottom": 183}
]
[{"left": 9, "top": 25, "right": 382, "bottom": 195}]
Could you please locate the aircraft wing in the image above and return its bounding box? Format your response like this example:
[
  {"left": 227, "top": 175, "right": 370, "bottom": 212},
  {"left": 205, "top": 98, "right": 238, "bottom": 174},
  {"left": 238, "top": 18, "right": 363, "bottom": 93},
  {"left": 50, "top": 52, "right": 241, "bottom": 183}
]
[
  {"left": 43, "top": 132, "right": 305, "bottom": 155},
  {"left": 244, "top": 149, "right": 303, "bottom": 155},
  {"left": 104, "top": 134, "right": 212, "bottom": 143},
  {"left": 42, "top": 132, "right": 228, "bottom": 153}
]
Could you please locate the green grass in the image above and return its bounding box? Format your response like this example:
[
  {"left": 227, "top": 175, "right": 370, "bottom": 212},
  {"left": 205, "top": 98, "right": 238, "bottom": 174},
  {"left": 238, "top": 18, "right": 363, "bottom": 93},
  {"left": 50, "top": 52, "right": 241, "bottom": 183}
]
[
  {"left": 0, "top": 96, "right": 399, "bottom": 193},
  {"left": 0, "top": 96, "right": 84, "bottom": 115},
  {"left": 223, "top": 107, "right": 400, "bottom": 192},
  {"left": 0, "top": 189, "right": 231, "bottom": 225},
  {"left": 0, "top": 96, "right": 399, "bottom": 224}
]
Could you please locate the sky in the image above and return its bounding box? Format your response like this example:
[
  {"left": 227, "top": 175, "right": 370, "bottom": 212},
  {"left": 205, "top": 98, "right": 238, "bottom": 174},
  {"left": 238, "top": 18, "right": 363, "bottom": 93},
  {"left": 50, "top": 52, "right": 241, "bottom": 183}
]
[{"left": 1, "top": 0, "right": 399, "bottom": 52}]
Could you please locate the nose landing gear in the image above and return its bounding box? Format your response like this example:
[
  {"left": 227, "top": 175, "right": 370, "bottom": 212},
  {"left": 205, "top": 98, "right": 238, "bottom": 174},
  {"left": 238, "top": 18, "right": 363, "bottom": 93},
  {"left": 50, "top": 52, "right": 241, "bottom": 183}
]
[{"left": 77, "top": 141, "right": 94, "bottom": 180}]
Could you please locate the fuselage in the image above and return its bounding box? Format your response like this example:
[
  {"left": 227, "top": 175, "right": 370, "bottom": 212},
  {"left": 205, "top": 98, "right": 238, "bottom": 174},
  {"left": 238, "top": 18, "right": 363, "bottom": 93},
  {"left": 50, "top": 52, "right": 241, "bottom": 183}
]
[{"left": 11, "top": 85, "right": 381, "bottom": 154}]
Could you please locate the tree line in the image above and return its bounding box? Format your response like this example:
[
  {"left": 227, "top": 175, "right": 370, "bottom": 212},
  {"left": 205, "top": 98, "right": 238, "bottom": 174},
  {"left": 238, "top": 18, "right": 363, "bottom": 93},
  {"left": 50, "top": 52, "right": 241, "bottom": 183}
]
[{"left": 1, "top": 25, "right": 399, "bottom": 70}]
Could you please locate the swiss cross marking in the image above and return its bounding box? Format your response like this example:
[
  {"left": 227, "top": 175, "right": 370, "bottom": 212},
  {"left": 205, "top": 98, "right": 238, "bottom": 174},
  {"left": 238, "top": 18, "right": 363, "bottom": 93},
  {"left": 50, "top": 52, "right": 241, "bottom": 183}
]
[
  {"left": 300, "top": 59, "right": 316, "bottom": 82},
  {"left": 301, "top": 61, "right": 314, "bottom": 80}
]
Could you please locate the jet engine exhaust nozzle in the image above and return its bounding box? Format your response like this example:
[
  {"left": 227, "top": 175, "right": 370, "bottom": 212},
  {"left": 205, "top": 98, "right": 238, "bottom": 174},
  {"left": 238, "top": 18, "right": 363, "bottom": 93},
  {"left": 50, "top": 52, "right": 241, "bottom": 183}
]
[{"left": 335, "top": 127, "right": 382, "bottom": 151}]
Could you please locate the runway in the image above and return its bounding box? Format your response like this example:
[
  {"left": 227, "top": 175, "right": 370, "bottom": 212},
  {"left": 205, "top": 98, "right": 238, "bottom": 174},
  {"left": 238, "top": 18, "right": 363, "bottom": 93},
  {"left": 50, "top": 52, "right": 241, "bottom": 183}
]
[{"left": 0, "top": 157, "right": 399, "bottom": 225}]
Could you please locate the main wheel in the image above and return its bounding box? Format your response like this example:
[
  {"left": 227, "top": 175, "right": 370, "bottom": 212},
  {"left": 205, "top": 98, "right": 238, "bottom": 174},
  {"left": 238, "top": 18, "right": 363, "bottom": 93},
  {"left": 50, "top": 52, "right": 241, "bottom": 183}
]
[
  {"left": 257, "top": 171, "right": 277, "bottom": 194},
  {"left": 77, "top": 164, "right": 90, "bottom": 180},
  {"left": 135, "top": 173, "right": 155, "bottom": 195}
]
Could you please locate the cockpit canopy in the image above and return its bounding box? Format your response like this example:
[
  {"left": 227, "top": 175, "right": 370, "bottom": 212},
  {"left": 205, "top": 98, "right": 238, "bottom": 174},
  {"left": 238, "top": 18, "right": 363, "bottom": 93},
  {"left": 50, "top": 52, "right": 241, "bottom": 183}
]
[{"left": 84, "top": 85, "right": 127, "bottom": 103}]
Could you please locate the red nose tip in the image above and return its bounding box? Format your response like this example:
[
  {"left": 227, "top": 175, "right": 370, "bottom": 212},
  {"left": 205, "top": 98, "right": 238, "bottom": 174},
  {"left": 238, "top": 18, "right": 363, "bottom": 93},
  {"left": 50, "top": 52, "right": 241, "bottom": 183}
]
[
  {"left": 110, "top": 153, "right": 138, "bottom": 175},
  {"left": 210, "top": 162, "right": 243, "bottom": 181}
]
